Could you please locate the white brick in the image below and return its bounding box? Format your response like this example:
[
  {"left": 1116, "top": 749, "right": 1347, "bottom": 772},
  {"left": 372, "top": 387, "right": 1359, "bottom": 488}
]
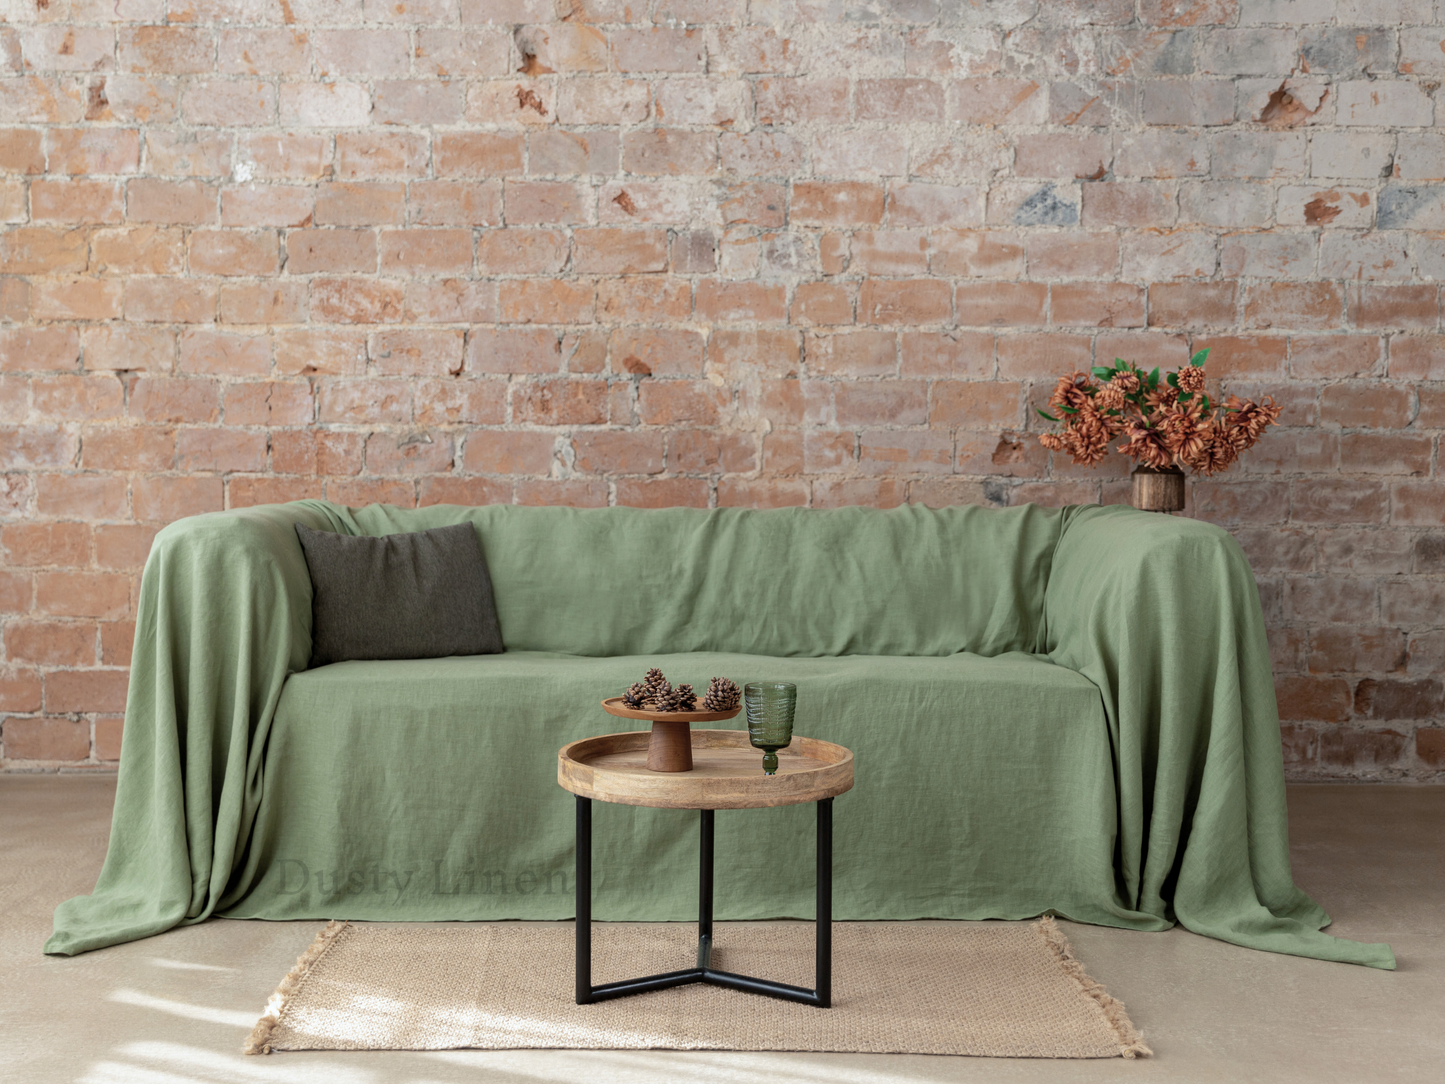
[
  {"left": 1220, "top": 232, "right": 1317, "bottom": 278},
  {"left": 1121, "top": 230, "right": 1218, "bottom": 280},
  {"left": 1336, "top": 81, "right": 1433, "bottom": 128},
  {"left": 1311, "top": 132, "right": 1395, "bottom": 180},
  {"left": 1394, "top": 133, "right": 1445, "bottom": 182},
  {"left": 1278, "top": 186, "right": 1375, "bottom": 229},
  {"left": 1319, "top": 232, "right": 1412, "bottom": 280},
  {"left": 1211, "top": 131, "right": 1307, "bottom": 180},
  {"left": 279, "top": 82, "right": 372, "bottom": 128},
  {"left": 1200, "top": 30, "right": 1299, "bottom": 76},
  {"left": 1179, "top": 182, "right": 1274, "bottom": 228}
]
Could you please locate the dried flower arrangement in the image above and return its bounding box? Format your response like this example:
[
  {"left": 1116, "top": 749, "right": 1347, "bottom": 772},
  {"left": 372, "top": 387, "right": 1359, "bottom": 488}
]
[
  {"left": 621, "top": 669, "right": 741, "bottom": 713},
  {"left": 1036, "top": 349, "right": 1281, "bottom": 476}
]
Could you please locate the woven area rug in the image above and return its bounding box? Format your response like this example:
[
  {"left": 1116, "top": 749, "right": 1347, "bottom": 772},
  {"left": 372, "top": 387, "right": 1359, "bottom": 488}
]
[{"left": 246, "top": 919, "right": 1150, "bottom": 1059}]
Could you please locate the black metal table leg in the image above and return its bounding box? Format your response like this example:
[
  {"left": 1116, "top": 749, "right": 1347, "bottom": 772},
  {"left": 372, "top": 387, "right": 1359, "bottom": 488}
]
[
  {"left": 698, "top": 808, "right": 714, "bottom": 969},
  {"left": 575, "top": 795, "right": 591, "bottom": 1005},
  {"left": 576, "top": 796, "right": 835, "bottom": 1008},
  {"left": 816, "top": 796, "right": 832, "bottom": 1008}
]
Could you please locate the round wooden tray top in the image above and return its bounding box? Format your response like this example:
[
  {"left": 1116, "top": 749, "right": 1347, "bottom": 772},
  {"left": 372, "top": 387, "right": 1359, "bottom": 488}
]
[
  {"left": 558, "top": 729, "right": 854, "bottom": 810},
  {"left": 599, "top": 696, "right": 741, "bottom": 723}
]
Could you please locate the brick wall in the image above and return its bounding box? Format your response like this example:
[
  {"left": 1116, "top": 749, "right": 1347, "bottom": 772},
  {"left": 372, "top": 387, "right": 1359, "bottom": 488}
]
[{"left": 0, "top": 1, "right": 1440, "bottom": 780}]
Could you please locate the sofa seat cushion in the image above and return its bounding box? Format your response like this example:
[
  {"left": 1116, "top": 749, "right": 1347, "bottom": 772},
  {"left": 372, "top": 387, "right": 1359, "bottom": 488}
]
[{"left": 225, "top": 650, "right": 1155, "bottom": 931}]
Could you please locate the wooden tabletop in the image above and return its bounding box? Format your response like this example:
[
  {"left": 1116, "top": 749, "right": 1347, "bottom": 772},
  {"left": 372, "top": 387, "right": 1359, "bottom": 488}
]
[{"left": 558, "top": 729, "right": 854, "bottom": 810}]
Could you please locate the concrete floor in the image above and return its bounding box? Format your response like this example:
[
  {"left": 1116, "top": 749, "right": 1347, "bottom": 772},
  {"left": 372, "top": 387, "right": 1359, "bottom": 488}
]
[{"left": 2, "top": 778, "right": 1440, "bottom": 1084}]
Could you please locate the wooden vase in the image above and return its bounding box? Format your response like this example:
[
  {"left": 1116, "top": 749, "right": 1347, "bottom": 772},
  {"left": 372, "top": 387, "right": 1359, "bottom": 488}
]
[{"left": 1132, "top": 465, "right": 1186, "bottom": 513}]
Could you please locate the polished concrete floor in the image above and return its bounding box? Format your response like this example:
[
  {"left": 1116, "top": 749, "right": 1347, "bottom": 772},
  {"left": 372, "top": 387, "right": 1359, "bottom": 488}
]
[{"left": 2, "top": 777, "right": 1440, "bottom": 1084}]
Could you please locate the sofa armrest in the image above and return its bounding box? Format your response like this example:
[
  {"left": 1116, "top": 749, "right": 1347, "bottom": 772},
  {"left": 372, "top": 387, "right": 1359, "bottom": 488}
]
[
  {"left": 1045, "top": 504, "right": 1392, "bottom": 968},
  {"left": 46, "top": 500, "right": 350, "bottom": 955}
]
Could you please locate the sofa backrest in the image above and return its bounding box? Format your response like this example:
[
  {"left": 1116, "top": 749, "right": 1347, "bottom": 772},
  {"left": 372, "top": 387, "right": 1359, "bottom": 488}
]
[{"left": 334, "top": 503, "right": 1065, "bottom": 659}]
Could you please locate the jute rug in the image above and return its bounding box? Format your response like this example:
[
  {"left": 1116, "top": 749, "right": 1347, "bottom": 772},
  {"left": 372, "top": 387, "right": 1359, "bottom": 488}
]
[{"left": 246, "top": 919, "right": 1150, "bottom": 1059}]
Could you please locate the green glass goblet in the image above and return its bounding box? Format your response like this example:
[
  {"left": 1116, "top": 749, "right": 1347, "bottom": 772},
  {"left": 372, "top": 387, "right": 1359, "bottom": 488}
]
[{"left": 744, "top": 682, "right": 796, "bottom": 775}]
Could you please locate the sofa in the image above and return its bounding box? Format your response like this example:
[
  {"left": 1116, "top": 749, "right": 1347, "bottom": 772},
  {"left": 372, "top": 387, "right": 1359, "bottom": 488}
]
[{"left": 47, "top": 500, "right": 1394, "bottom": 969}]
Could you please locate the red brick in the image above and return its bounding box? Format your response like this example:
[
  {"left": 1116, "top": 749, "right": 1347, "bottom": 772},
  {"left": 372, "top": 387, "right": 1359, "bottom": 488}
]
[
  {"left": 814, "top": 478, "right": 907, "bottom": 509},
  {"left": 0, "top": 128, "right": 45, "bottom": 174},
  {"left": 951, "top": 78, "right": 1045, "bottom": 125},
  {"left": 177, "top": 428, "right": 267, "bottom": 472},
  {"left": 188, "top": 229, "right": 279, "bottom": 276},
  {"left": 220, "top": 185, "right": 314, "bottom": 228},
  {"left": 1350, "top": 285, "right": 1439, "bottom": 330},
  {"left": 80, "top": 428, "right": 175, "bottom": 471},
  {"left": 572, "top": 229, "right": 668, "bottom": 274},
  {"left": 1244, "top": 283, "right": 1345, "bottom": 330},
  {"left": 615, "top": 477, "right": 710, "bottom": 508},
  {"left": 514, "top": 380, "right": 608, "bottom": 425},
  {"left": 462, "top": 430, "right": 556, "bottom": 474},
  {"left": 477, "top": 228, "right": 568, "bottom": 274},
  {"left": 418, "top": 477, "right": 511, "bottom": 507},
  {"left": 370, "top": 329, "right": 465, "bottom": 377},
  {"left": 134, "top": 475, "right": 225, "bottom": 522},
  {"left": 572, "top": 430, "right": 665, "bottom": 475},
  {"left": 0, "top": 327, "right": 80, "bottom": 373},
  {"left": 1082, "top": 182, "right": 1177, "bottom": 228},
  {"left": 92, "top": 226, "right": 186, "bottom": 275},
  {"left": 1276, "top": 675, "right": 1353, "bottom": 722},
  {"left": 835, "top": 382, "right": 928, "bottom": 426},
  {"left": 1309, "top": 627, "right": 1407, "bottom": 675},
  {"left": 1418, "top": 728, "right": 1445, "bottom": 769},
  {"left": 0, "top": 227, "right": 89, "bottom": 274},
  {"left": 31, "top": 179, "right": 124, "bottom": 224},
  {"left": 30, "top": 375, "right": 124, "bottom": 421},
  {"left": 379, "top": 229, "right": 473, "bottom": 274},
  {"left": 271, "top": 430, "right": 364, "bottom": 476},
  {"left": 806, "top": 330, "right": 895, "bottom": 377},
  {"left": 128, "top": 179, "right": 217, "bottom": 225},
  {"left": 34, "top": 571, "right": 130, "bottom": 620},
  {"left": 467, "top": 329, "right": 561, "bottom": 375},
  {"left": 622, "top": 129, "right": 717, "bottom": 176},
  {"left": 512, "top": 478, "right": 606, "bottom": 508},
  {"left": 1014, "top": 133, "right": 1112, "bottom": 179},
  {"left": 310, "top": 278, "right": 404, "bottom": 324},
  {"left": 123, "top": 278, "right": 217, "bottom": 324},
  {"left": 0, "top": 668, "right": 42, "bottom": 713},
  {"left": 596, "top": 278, "right": 691, "bottom": 323},
  {"left": 901, "top": 331, "right": 994, "bottom": 379},
  {"left": 363, "top": 432, "right": 455, "bottom": 475},
  {"left": 668, "top": 430, "right": 757, "bottom": 473},
  {"left": 228, "top": 477, "right": 325, "bottom": 507},
  {"left": 791, "top": 182, "right": 886, "bottom": 227},
  {"left": 504, "top": 181, "right": 589, "bottom": 225},
  {"left": 94, "top": 525, "right": 158, "bottom": 571},
  {"left": 32, "top": 278, "right": 123, "bottom": 321},
  {"left": 858, "top": 279, "right": 952, "bottom": 325},
  {"left": 1339, "top": 433, "right": 1432, "bottom": 476},
  {"left": 1, "top": 522, "right": 90, "bottom": 568},
  {"left": 317, "top": 380, "right": 412, "bottom": 424},
  {"left": 35, "top": 475, "right": 127, "bottom": 520},
  {"left": 499, "top": 279, "right": 595, "bottom": 324},
  {"left": 1320, "top": 383, "right": 1413, "bottom": 429},
  {"left": 954, "top": 283, "right": 1048, "bottom": 326},
  {"left": 179, "top": 330, "right": 270, "bottom": 376},
  {"left": 612, "top": 29, "right": 706, "bottom": 73},
  {"left": 44, "top": 128, "right": 141, "bottom": 175},
  {"left": 1053, "top": 283, "right": 1146, "bottom": 328},
  {"left": 413, "top": 379, "right": 506, "bottom": 426},
  {"left": 1392, "top": 482, "right": 1445, "bottom": 527},
  {"left": 119, "top": 26, "right": 212, "bottom": 74},
  {"left": 717, "top": 478, "right": 809, "bottom": 508},
  {"left": 858, "top": 431, "right": 953, "bottom": 475},
  {"left": 315, "top": 182, "right": 406, "bottom": 227},
  {"left": 1148, "top": 282, "right": 1236, "bottom": 328},
  {"left": 791, "top": 282, "right": 854, "bottom": 326},
  {"left": 128, "top": 377, "right": 219, "bottom": 424},
  {"left": 612, "top": 328, "right": 705, "bottom": 377},
  {"left": 3, "top": 621, "right": 96, "bottom": 667},
  {"left": 696, "top": 281, "right": 787, "bottom": 323},
  {"left": 234, "top": 133, "right": 329, "bottom": 181},
  {"left": 636, "top": 381, "right": 728, "bottom": 426},
  {"left": 929, "top": 381, "right": 1021, "bottom": 427},
  {"left": 3, "top": 716, "right": 92, "bottom": 760},
  {"left": 1026, "top": 232, "right": 1118, "bottom": 278},
  {"left": 1291, "top": 478, "right": 1389, "bottom": 525}
]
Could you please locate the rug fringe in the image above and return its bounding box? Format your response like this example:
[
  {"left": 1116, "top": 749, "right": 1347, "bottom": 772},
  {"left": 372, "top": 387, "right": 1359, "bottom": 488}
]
[
  {"left": 243, "top": 919, "right": 349, "bottom": 1055},
  {"left": 1033, "top": 916, "right": 1153, "bottom": 1059}
]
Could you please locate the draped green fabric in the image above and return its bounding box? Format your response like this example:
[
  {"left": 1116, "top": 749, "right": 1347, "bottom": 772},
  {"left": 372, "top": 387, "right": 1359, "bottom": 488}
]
[{"left": 46, "top": 501, "right": 1394, "bottom": 969}]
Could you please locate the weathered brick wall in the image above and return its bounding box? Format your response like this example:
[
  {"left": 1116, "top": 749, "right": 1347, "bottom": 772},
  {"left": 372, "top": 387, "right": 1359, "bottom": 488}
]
[{"left": 0, "top": 1, "right": 1440, "bottom": 779}]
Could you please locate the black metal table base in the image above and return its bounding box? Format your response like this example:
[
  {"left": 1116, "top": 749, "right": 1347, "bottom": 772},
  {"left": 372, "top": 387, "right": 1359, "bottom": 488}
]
[{"left": 575, "top": 796, "right": 833, "bottom": 1008}]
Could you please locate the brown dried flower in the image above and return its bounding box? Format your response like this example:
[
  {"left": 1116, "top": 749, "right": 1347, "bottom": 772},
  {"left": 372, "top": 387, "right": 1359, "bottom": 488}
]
[
  {"left": 1176, "top": 365, "right": 1206, "bottom": 394},
  {"left": 1111, "top": 371, "right": 1141, "bottom": 395},
  {"left": 1116, "top": 420, "right": 1174, "bottom": 470}
]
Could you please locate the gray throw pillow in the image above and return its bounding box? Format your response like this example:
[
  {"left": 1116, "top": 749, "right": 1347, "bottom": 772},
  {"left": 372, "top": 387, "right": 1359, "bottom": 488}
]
[{"left": 294, "top": 522, "right": 503, "bottom": 668}]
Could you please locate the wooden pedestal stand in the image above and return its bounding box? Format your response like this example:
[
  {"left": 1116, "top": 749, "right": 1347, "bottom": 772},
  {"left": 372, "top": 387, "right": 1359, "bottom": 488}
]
[{"left": 599, "top": 697, "right": 742, "bottom": 772}]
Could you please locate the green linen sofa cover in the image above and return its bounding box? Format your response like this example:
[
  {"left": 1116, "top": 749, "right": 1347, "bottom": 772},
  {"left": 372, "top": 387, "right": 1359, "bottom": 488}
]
[{"left": 46, "top": 500, "right": 1394, "bottom": 969}]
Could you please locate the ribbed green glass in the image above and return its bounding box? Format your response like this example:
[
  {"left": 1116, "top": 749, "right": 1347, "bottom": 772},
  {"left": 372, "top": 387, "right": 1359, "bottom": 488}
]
[{"left": 744, "top": 682, "right": 796, "bottom": 775}]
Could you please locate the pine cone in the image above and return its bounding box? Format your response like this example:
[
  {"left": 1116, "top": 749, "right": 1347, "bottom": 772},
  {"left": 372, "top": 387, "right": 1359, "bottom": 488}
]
[
  {"left": 652, "top": 683, "right": 682, "bottom": 712},
  {"left": 622, "top": 682, "right": 647, "bottom": 709},
  {"left": 641, "top": 667, "right": 668, "bottom": 704},
  {"left": 674, "top": 683, "right": 697, "bottom": 710},
  {"left": 703, "top": 676, "right": 741, "bottom": 711}
]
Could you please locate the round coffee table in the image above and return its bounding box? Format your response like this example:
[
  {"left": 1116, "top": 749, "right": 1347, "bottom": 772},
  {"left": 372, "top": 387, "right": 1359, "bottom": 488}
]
[{"left": 558, "top": 728, "right": 854, "bottom": 1008}]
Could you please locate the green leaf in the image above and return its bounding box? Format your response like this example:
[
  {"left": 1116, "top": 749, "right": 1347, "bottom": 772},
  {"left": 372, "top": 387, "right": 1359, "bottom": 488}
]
[
  {"left": 1190, "top": 348, "right": 1210, "bottom": 367},
  {"left": 1114, "top": 358, "right": 1127, "bottom": 366},
  {"left": 1147, "top": 367, "right": 1160, "bottom": 388},
  {"left": 1177, "top": 391, "right": 1192, "bottom": 402},
  {"left": 1199, "top": 394, "right": 1210, "bottom": 412},
  {"left": 1091, "top": 366, "right": 1114, "bottom": 379},
  {"left": 1059, "top": 404, "right": 1078, "bottom": 414},
  {"left": 1166, "top": 371, "right": 1179, "bottom": 388},
  {"left": 1035, "top": 408, "right": 1059, "bottom": 422}
]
